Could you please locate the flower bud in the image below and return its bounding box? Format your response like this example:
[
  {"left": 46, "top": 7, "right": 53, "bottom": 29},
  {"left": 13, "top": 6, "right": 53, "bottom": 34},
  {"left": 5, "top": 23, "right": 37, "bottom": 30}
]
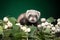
[
  {"left": 21, "top": 26, "right": 27, "bottom": 31},
  {"left": 7, "top": 21, "right": 13, "bottom": 27},
  {"left": 41, "top": 18, "right": 46, "bottom": 23},
  {"left": 37, "top": 24, "right": 42, "bottom": 28},
  {"left": 44, "top": 22, "right": 49, "bottom": 26},
  {"left": 57, "top": 22, "right": 60, "bottom": 26},
  {"left": 25, "top": 28, "right": 31, "bottom": 32},
  {"left": 56, "top": 28, "right": 60, "bottom": 32},
  {"left": 47, "top": 25, "right": 51, "bottom": 29},
  {"left": 57, "top": 18, "right": 60, "bottom": 22},
  {"left": 3, "top": 17, "right": 8, "bottom": 22},
  {"left": 16, "top": 23, "right": 22, "bottom": 27},
  {"left": 4, "top": 25, "right": 8, "bottom": 29},
  {"left": 51, "top": 27, "right": 56, "bottom": 31},
  {"left": 41, "top": 23, "right": 45, "bottom": 26}
]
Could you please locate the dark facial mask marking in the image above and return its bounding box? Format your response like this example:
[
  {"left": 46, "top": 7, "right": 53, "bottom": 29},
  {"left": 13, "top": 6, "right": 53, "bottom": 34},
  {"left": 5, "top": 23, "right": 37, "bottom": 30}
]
[
  {"left": 35, "top": 15, "right": 38, "bottom": 19},
  {"left": 28, "top": 15, "right": 38, "bottom": 21}
]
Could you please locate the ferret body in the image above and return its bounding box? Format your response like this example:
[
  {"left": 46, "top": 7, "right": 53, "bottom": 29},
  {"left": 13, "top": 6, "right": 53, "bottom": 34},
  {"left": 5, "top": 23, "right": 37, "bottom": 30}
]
[{"left": 17, "top": 10, "right": 41, "bottom": 26}]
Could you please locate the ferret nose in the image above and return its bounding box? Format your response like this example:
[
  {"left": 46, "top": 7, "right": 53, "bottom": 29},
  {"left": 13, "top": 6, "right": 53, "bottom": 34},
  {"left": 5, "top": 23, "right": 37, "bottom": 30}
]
[{"left": 31, "top": 19, "right": 34, "bottom": 21}]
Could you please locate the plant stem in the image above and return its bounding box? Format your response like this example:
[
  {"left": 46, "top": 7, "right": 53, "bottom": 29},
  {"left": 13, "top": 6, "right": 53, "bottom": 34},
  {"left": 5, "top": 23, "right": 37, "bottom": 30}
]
[
  {"left": 27, "top": 37, "right": 28, "bottom": 40},
  {"left": 26, "top": 33, "right": 28, "bottom": 40}
]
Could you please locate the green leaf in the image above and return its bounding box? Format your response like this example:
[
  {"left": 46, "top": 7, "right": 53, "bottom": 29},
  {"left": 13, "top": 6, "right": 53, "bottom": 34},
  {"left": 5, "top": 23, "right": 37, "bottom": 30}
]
[
  {"left": 47, "top": 17, "right": 55, "bottom": 23},
  {"left": 28, "top": 25, "right": 37, "bottom": 37},
  {"left": 43, "top": 28, "right": 51, "bottom": 34},
  {"left": 11, "top": 25, "right": 20, "bottom": 35},
  {"left": 0, "top": 20, "right": 3, "bottom": 26},
  {"left": 11, "top": 25, "right": 27, "bottom": 38},
  {"left": 0, "top": 26, "right": 3, "bottom": 35},
  {"left": 3, "top": 29, "right": 11, "bottom": 37},
  {"left": 8, "top": 17, "right": 17, "bottom": 24}
]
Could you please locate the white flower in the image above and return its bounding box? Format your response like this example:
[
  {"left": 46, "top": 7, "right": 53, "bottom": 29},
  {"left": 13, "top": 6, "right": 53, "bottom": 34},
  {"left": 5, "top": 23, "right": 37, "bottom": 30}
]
[
  {"left": 55, "top": 25, "right": 59, "bottom": 28},
  {"left": 51, "top": 27, "right": 56, "bottom": 31},
  {"left": 57, "top": 22, "right": 60, "bottom": 26},
  {"left": 44, "top": 22, "right": 49, "bottom": 26},
  {"left": 56, "top": 28, "right": 60, "bottom": 32},
  {"left": 41, "top": 23, "right": 45, "bottom": 26},
  {"left": 25, "top": 28, "right": 31, "bottom": 32},
  {"left": 4, "top": 25, "right": 8, "bottom": 29},
  {"left": 20, "top": 26, "right": 31, "bottom": 32},
  {"left": 16, "top": 23, "right": 20, "bottom": 25},
  {"left": 50, "top": 24, "right": 54, "bottom": 27},
  {"left": 43, "top": 26, "right": 47, "bottom": 29},
  {"left": 57, "top": 18, "right": 60, "bottom": 22},
  {"left": 37, "top": 24, "right": 42, "bottom": 28},
  {"left": 7, "top": 21, "right": 13, "bottom": 27},
  {"left": 47, "top": 25, "right": 51, "bottom": 29},
  {"left": 41, "top": 18, "right": 46, "bottom": 23},
  {"left": 3, "top": 17, "right": 8, "bottom": 22},
  {"left": 21, "top": 26, "right": 27, "bottom": 31},
  {"left": 16, "top": 23, "right": 22, "bottom": 27}
]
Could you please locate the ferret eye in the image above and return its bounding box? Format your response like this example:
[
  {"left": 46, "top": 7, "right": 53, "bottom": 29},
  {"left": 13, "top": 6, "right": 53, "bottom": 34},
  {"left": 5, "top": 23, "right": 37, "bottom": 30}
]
[
  {"left": 28, "top": 15, "right": 32, "bottom": 18},
  {"left": 35, "top": 15, "right": 37, "bottom": 18},
  {"left": 29, "top": 15, "right": 32, "bottom": 17},
  {"left": 35, "top": 15, "right": 37, "bottom": 17}
]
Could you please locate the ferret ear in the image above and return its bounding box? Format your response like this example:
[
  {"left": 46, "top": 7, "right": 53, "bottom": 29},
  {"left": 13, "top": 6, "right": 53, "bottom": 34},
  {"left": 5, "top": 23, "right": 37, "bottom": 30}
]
[{"left": 25, "top": 10, "right": 30, "bottom": 18}]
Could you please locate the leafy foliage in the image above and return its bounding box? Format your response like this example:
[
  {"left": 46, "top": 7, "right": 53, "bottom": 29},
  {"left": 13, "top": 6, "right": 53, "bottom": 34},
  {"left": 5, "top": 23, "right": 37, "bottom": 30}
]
[
  {"left": 0, "top": 17, "right": 60, "bottom": 40},
  {"left": 47, "top": 17, "right": 56, "bottom": 23}
]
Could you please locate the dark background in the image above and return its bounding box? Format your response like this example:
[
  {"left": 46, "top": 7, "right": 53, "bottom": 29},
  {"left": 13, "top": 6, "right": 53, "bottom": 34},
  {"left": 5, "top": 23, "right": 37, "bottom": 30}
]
[{"left": 0, "top": 0, "right": 60, "bottom": 19}]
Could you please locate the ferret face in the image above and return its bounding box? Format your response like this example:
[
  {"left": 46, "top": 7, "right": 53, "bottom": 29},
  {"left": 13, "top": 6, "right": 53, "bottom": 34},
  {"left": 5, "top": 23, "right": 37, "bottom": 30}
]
[
  {"left": 26, "top": 10, "right": 40, "bottom": 23},
  {"left": 28, "top": 14, "right": 38, "bottom": 23}
]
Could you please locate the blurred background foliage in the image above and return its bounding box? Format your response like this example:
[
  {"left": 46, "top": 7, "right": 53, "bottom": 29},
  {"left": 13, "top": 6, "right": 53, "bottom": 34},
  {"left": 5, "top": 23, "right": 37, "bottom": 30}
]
[{"left": 0, "top": 17, "right": 60, "bottom": 40}]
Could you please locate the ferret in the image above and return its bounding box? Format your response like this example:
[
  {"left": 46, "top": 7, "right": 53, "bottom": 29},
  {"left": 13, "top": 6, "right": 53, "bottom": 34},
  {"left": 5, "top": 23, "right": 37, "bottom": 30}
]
[{"left": 17, "top": 9, "right": 41, "bottom": 26}]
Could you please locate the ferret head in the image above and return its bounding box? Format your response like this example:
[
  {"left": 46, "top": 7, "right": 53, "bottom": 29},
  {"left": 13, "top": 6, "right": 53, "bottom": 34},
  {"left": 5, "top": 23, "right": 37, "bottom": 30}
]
[{"left": 26, "top": 9, "right": 41, "bottom": 23}]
